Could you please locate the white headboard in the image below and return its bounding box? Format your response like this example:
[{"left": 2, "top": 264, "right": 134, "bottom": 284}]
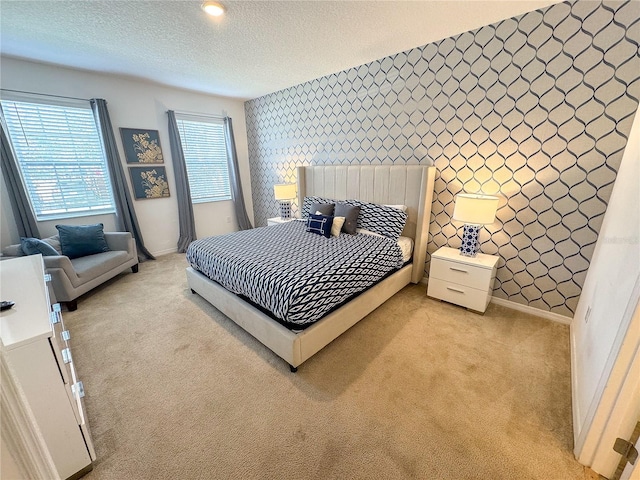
[{"left": 297, "top": 165, "right": 436, "bottom": 283}]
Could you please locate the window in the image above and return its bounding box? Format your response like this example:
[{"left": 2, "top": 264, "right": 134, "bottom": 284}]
[
  {"left": 1, "top": 96, "right": 115, "bottom": 221},
  {"left": 175, "top": 115, "right": 231, "bottom": 203}
]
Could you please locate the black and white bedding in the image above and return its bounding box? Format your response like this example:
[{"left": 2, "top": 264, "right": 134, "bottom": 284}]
[{"left": 186, "top": 221, "right": 404, "bottom": 329}]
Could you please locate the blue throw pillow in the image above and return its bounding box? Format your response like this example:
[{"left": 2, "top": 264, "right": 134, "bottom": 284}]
[
  {"left": 20, "top": 237, "right": 59, "bottom": 257},
  {"left": 56, "top": 223, "right": 110, "bottom": 259},
  {"left": 306, "top": 214, "right": 334, "bottom": 238}
]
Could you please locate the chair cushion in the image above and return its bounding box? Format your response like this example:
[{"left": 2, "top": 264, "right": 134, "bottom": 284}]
[
  {"left": 56, "top": 224, "right": 110, "bottom": 259},
  {"left": 21, "top": 237, "right": 59, "bottom": 256},
  {"left": 70, "top": 251, "right": 129, "bottom": 281}
]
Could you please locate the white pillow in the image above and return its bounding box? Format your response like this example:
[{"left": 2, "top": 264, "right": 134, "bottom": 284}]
[
  {"left": 315, "top": 211, "right": 345, "bottom": 237},
  {"left": 331, "top": 217, "right": 345, "bottom": 237}
]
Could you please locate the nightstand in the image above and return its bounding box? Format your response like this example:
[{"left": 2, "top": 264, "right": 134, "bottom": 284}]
[
  {"left": 427, "top": 246, "right": 499, "bottom": 313},
  {"left": 267, "top": 217, "right": 295, "bottom": 226}
]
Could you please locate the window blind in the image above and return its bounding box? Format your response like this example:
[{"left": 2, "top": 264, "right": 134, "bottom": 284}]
[
  {"left": 175, "top": 117, "right": 231, "bottom": 203},
  {"left": 2, "top": 99, "right": 115, "bottom": 221}
]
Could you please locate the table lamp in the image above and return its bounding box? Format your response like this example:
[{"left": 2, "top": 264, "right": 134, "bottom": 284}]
[
  {"left": 452, "top": 193, "right": 499, "bottom": 257},
  {"left": 273, "top": 183, "right": 297, "bottom": 219}
]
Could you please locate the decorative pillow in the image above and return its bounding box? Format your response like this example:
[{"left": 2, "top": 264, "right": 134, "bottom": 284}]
[
  {"left": 330, "top": 216, "right": 345, "bottom": 237},
  {"left": 343, "top": 200, "right": 408, "bottom": 240},
  {"left": 20, "top": 237, "right": 59, "bottom": 257},
  {"left": 334, "top": 203, "right": 360, "bottom": 235},
  {"left": 56, "top": 223, "right": 110, "bottom": 259},
  {"left": 306, "top": 214, "right": 334, "bottom": 238},
  {"left": 302, "top": 196, "right": 336, "bottom": 218},
  {"left": 311, "top": 202, "right": 335, "bottom": 216},
  {"left": 316, "top": 211, "right": 345, "bottom": 237},
  {"left": 385, "top": 204, "right": 408, "bottom": 212}
]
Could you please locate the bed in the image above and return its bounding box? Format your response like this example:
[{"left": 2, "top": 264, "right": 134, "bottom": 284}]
[{"left": 186, "top": 164, "right": 436, "bottom": 371}]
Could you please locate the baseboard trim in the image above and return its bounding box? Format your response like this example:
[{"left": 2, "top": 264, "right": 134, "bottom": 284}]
[
  {"left": 151, "top": 247, "right": 179, "bottom": 257},
  {"left": 490, "top": 296, "right": 572, "bottom": 325}
]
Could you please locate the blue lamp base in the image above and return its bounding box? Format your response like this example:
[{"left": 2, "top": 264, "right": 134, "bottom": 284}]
[
  {"left": 460, "top": 224, "right": 481, "bottom": 257},
  {"left": 279, "top": 201, "right": 292, "bottom": 219}
]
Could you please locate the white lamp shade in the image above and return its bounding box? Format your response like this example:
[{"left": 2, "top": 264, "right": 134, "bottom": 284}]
[
  {"left": 452, "top": 194, "right": 499, "bottom": 225},
  {"left": 273, "top": 183, "right": 296, "bottom": 200}
]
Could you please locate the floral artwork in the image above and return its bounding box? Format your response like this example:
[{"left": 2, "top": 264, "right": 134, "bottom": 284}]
[
  {"left": 120, "top": 128, "right": 164, "bottom": 164},
  {"left": 129, "top": 167, "right": 170, "bottom": 199}
]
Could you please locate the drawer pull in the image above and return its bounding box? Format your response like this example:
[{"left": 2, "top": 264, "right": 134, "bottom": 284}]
[
  {"left": 72, "top": 381, "right": 85, "bottom": 398},
  {"left": 61, "top": 330, "right": 71, "bottom": 342},
  {"left": 449, "top": 267, "right": 468, "bottom": 273},
  {"left": 61, "top": 348, "right": 72, "bottom": 364},
  {"left": 446, "top": 286, "right": 465, "bottom": 294},
  {"left": 49, "top": 311, "right": 61, "bottom": 325}
]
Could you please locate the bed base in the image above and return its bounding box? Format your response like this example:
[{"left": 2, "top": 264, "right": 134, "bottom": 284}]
[
  {"left": 187, "top": 165, "right": 436, "bottom": 371},
  {"left": 186, "top": 264, "right": 413, "bottom": 370}
]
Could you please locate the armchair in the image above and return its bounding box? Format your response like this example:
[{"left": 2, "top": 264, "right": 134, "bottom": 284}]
[{"left": 2, "top": 232, "right": 138, "bottom": 311}]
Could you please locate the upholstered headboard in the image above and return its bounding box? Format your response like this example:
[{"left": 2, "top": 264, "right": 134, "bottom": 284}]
[{"left": 297, "top": 165, "right": 436, "bottom": 283}]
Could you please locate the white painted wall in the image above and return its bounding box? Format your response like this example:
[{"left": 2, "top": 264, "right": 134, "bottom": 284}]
[
  {"left": 571, "top": 108, "right": 640, "bottom": 458},
  {"left": 0, "top": 57, "right": 253, "bottom": 256}
]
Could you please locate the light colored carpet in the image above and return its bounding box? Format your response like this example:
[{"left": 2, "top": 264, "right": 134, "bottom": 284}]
[{"left": 63, "top": 253, "right": 596, "bottom": 480}]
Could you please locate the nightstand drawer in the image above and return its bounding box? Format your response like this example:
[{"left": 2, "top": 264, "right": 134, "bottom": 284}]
[
  {"left": 427, "top": 278, "right": 491, "bottom": 312},
  {"left": 430, "top": 258, "right": 494, "bottom": 289}
]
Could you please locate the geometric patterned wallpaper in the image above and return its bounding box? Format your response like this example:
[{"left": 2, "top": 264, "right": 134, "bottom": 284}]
[{"left": 245, "top": 0, "right": 640, "bottom": 317}]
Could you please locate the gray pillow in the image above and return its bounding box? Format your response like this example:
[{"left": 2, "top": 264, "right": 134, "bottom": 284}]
[
  {"left": 335, "top": 203, "right": 360, "bottom": 235},
  {"left": 20, "top": 237, "right": 59, "bottom": 256},
  {"left": 311, "top": 202, "right": 335, "bottom": 216}
]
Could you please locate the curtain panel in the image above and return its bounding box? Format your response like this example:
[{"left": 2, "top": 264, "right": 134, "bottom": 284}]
[
  {"left": 0, "top": 113, "right": 40, "bottom": 239},
  {"left": 91, "top": 98, "right": 154, "bottom": 261},
  {"left": 224, "top": 117, "right": 253, "bottom": 230},
  {"left": 167, "top": 110, "right": 196, "bottom": 253}
]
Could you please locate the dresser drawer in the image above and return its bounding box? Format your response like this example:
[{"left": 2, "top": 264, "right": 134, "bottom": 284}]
[
  {"left": 430, "top": 257, "right": 494, "bottom": 289},
  {"left": 427, "top": 278, "right": 491, "bottom": 312}
]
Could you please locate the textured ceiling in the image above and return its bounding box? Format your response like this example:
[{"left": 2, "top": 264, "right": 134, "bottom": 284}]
[{"left": 1, "top": 1, "right": 562, "bottom": 100}]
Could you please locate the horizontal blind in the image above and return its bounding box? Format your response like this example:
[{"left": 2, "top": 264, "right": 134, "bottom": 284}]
[
  {"left": 2, "top": 100, "right": 115, "bottom": 220},
  {"left": 175, "top": 117, "right": 231, "bottom": 203}
]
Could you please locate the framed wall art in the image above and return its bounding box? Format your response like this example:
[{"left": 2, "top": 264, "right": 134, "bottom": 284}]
[
  {"left": 129, "top": 166, "right": 170, "bottom": 199},
  {"left": 120, "top": 128, "right": 164, "bottom": 164}
]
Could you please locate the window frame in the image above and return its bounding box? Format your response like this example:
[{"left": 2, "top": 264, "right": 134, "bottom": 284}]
[
  {"left": 1, "top": 92, "right": 116, "bottom": 222},
  {"left": 174, "top": 113, "right": 232, "bottom": 204}
]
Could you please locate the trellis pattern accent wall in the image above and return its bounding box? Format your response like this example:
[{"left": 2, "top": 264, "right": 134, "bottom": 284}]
[{"left": 245, "top": 0, "right": 640, "bottom": 317}]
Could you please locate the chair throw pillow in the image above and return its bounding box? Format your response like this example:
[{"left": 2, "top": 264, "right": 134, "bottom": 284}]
[
  {"left": 306, "top": 214, "right": 334, "bottom": 238},
  {"left": 56, "top": 223, "right": 110, "bottom": 259},
  {"left": 20, "top": 237, "right": 59, "bottom": 257}
]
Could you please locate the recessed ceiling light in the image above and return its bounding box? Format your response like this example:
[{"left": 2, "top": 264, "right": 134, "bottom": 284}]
[{"left": 202, "top": 1, "right": 225, "bottom": 17}]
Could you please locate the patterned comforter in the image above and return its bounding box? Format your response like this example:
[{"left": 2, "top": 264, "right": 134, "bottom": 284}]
[{"left": 186, "top": 220, "right": 404, "bottom": 328}]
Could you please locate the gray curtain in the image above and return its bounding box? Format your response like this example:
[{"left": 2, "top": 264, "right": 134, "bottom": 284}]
[
  {"left": 224, "top": 117, "right": 253, "bottom": 230},
  {"left": 91, "top": 98, "right": 154, "bottom": 261},
  {"left": 167, "top": 110, "right": 196, "bottom": 253},
  {"left": 0, "top": 114, "right": 40, "bottom": 239}
]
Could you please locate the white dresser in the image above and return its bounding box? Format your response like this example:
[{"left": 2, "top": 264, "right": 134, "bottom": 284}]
[
  {"left": 0, "top": 255, "right": 95, "bottom": 479},
  {"left": 427, "top": 246, "right": 499, "bottom": 313}
]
